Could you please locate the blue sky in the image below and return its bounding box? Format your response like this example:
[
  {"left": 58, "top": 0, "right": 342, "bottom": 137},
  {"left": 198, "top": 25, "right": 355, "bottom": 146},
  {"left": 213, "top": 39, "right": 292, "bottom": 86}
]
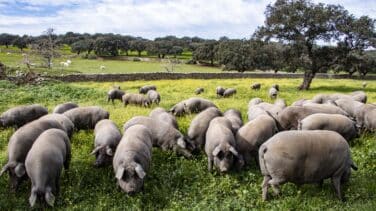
[{"left": 0, "top": 0, "right": 375, "bottom": 39}]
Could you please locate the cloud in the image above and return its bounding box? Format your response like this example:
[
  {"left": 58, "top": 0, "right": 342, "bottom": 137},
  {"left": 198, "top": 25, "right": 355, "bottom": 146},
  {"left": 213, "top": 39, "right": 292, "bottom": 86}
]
[{"left": 0, "top": 0, "right": 374, "bottom": 39}]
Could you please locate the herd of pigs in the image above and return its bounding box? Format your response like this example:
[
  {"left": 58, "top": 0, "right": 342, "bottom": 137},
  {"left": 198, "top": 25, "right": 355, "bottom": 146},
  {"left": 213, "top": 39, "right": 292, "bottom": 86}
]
[{"left": 0, "top": 82, "right": 375, "bottom": 207}]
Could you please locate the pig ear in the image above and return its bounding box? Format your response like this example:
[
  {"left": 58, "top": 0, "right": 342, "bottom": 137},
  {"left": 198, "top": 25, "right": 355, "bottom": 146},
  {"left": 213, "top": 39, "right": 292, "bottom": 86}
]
[
  {"left": 135, "top": 163, "right": 146, "bottom": 179},
  {"left": 229, "top": 146, "right": 239, "bottom": 157},
  {"left": 90, "top": 146, "right": 103, "bottom": 155},
  {"left": 115, "top": 166, "right": 125, "bottom": 180},
  {"left": 15, "top": 163, "right": 26, "bottom": 178},
  {"left": 177, "top": 138, "right": 186, "bottom": 149},
  {"left": 29, "top": 191, "right": 37, "bottom": 207},
  {"left": 212, "top": 146, "right": 221, "bottom": 156},
  {"left": 106, "top": 146, "right": 114, "bottom": 156},
  {"left": 45, "top": 188, "right": 55, "bottom": 207}
]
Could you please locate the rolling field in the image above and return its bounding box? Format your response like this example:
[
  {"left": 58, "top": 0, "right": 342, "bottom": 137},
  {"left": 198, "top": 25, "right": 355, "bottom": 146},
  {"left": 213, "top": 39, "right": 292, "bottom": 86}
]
[{"left": 0, "top": 78, "right": 375, "bottom": 210}]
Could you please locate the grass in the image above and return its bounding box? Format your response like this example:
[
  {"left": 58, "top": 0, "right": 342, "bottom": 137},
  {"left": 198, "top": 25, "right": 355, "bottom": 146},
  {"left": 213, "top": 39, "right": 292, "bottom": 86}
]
[
  {"left": 0, "top": 78, "right": 375, "bottom": 210},
  {"left": 0, "top": 46, "right": 219, "bottom": 75}
]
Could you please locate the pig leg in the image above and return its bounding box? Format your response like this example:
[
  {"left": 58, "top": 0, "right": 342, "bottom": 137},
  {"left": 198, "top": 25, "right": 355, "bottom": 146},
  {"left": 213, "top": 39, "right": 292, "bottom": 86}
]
[
  {"left": 208, "top": 156, "right": 213, "bottom": 172},
  {"left": 268, "top": 179, "right": 282, "bottom": 196},
  {"left": 262, "top": 176, "right": 271, "bottom": 201},
  {"left": 332, "top": 176, "right": 343, "bottom": 201}
]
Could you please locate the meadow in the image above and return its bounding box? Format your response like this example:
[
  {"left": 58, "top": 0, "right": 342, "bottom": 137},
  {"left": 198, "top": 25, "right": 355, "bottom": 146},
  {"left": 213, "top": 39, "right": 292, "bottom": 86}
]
[
  {"left": 0, "top": 47, "right": 220, "bottom": 75},
  {"left": 0, "top": 78, "right": 375, "bottom": 210}
]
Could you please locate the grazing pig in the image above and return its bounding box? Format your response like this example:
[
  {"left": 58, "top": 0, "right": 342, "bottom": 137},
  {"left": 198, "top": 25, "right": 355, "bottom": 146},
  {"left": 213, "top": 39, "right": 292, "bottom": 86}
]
[
  {"left": 335, "top": 98, "right": 364, "bottom": 118},
  {"left": 205, "top": 117, "right": 241, "bottom": 172},
  {"left": 251, "top": 83, "right": 261, "bottom": 90},
  {"left": 302, "top": 104, "right": 349, "bottom": 116},
  {"left": 216, "top": 86, "right": 226, "bottom": 97},
  {"left": 123, "top": 116, "right": 195, "bottom": 158},
  {"left": 187, "top": 107, "right": 222, "bottom": 150},
  {"left": 272, "top": 84, "right": 279, "bottom": 91},
  {"left": 195, "top": 87, "right": 204, "bottom": 95},
  {"left": 248, "top": 98, "right": 285, "bottom": 121},
  {"left": 291, "top": 99, "right": 313, "bottom": 106},
  {"left": 26, "top": 129, "right": 71, "bottom": 207},
  {"left": 259, "top": 130, "right": 357, "bottom": 201},
  {"left": 268, "top": 87, "right": 278, "bottom": 99},
  {"left": 146, "top": 90, "right": 161, "bottom": 105},
  {"left": 149, "top": 107, "right": 178, "bottom": 129},
  {"left": 312, "top": 91, "right": 367, "bottom": 104},
  {"left": 0, "top": 104, "right": 48, "bottom": 128},
  {"left": 113, "top": 125, "right": 152, "bottom": 194},
  {"left": 355, "top": 104, "right": 376, "bottom": 131},
  {"left": 122, "top": 93, "right": 150, "bottom": 107},
  {"left": 169, "top": 101, "right": 185, "bottom": 116},
  {"left": 53, "top": 102, "right": 78, "bottom": 114},
  {"left": 0, "top": 119, "right": 66, "bottom": 190},
  {"left": 92, "top": 119, "right": 121, "bottom": 167},
  {"left": 236, "top": 114, "right": 278, "bottom": 166},
  {"left": 139, "top": 85, "right": 156, "bottom": 94},
  {"left": 107, "top": 89, "right": 125, "bottom": 104},
  {"left": 39, "top": 114, "right": 74, "bottom": 138},
  {"left": 183, "top": 97, "right": 217, "bottom": 114},
  {"left": 223, "top": 88, "right": 237, "bottom": 98},
  {"left": 277, "top": 105, "right": 349, "bottom": 130},
  {"left": 63, "top": 106, "right": 109, "bottom": 130},
  {"left": 223, "top": 109, "right": 243, "bottom": 132},
  {"left": 298, "top": 113, "right": 358, "bottom": 141}
]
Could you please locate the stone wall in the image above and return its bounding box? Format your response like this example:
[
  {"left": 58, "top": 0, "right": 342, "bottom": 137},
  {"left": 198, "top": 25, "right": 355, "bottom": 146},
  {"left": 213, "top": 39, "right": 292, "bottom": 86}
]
[{"left": 45, "top": 72, "right": 376, "bottom": 82}]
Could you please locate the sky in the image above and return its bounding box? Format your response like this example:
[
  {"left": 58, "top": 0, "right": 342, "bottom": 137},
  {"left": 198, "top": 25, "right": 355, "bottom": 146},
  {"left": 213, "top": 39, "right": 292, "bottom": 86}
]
[{"left": 0, "top": 0, "right": 375, "bottom": 39}]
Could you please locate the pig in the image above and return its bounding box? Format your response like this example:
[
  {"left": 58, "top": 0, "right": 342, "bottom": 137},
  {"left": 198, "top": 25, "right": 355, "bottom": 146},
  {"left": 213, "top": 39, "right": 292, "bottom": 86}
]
[
  {"left": 312, "top": 91, "right": 367, "bottom": 104},
  {"left": 122, "top": 93, "right": 150, "bottom": 107},
  {"left": 0, "top": 104, "right": 48, "bottom": 128},
  {"left": 205, "top": 117, "right": 241, "bottom": 172},
  {"left": 39, "top": 114, "right": 74, "bottom": 138},
  {"left": 91, "top": 119, "right": 122, "bottom": 167},
  {"left": 248, "top": 98, "right": 285, "bottom": 121},
  {"left": 195, "top": 87, "right": 204, "bottom": 95},
  {"left": 187, "top": 107, "right": 222, "bottom": 150},
  {"left": 269, "top": 87, "right": 278, "bottom": 99},
  {"left": 53, "top": 102, "right": 78, "bottom": 114},
  {"left": 236, "top": 114, "right": 278, "bottom": 166},
  {"left": 123, "top": 116, "right": 195, "bottom": 158},
  {"left": 0, "top": 119, "right": 67, "bottom": 190},
  {"left": 248, "top": 98, "right": 263, "bottom": 108},
  {"left": 335, "top": 98, "right": 364, "bottom": 118},
  {"left": 251, "top": 83, "right": 261, "bottom": 90},
  {"left": 259, "top": 130, "right": 358, "bottom": 201},
  {"left": 302, "top": 103, "right": 349, "bottom": 116},
  {"left": 139, "top": 85, "right": 156, "bottom": 94},
  {"left": 216, "top": 86, "right": 226, "bottom": 97},
  {"left": 355, "top": 104, "right": 376, "bottom": 131},
  {"left": 170, "top": 97, "right": 217, "bottom": 116},
  {"left": 113, "top": 125, "right": 152, "bottom": 194},
  {"left": 25, "top": 129, "right": 71, "bottom": 207},
  {"left": 277, "top": 105, "right": 349, "bottom": 130},
  {"left": 107, "top": 89, "right": 125, "bottom": 104},
  {"left": 223, "top": 88, "right": 237, "bottom": 97},
  {"left": 350, "top": 91, "right": 367, "bottom": 103},
  {"left": 146, "top": 90, "right": 161, "bottom": 105},
  {"left": 223, "top": 109, "right": 243, "bottom": 132},
  {"left": 298, "top": 113, "right": 358, "bottom": 141},
  {"left": 63, "top": 106, "right": 109, "bottom": 130},
  {"left": 291, "top": 99, "right": 313, "bottom": 106},
  {"left": 149, "top": 107, "right": 178, "bottom": 129}
]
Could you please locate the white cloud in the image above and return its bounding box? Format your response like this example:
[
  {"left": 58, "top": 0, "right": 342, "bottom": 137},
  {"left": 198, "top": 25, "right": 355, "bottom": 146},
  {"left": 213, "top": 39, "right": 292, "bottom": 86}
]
[{"left": 0, "top": 0, "right": 374, "bottom": 39}]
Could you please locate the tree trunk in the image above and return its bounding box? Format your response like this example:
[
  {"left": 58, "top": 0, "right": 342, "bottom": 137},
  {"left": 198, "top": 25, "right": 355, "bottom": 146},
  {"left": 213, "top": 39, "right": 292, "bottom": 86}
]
[
  {"left": 210, "top": 59, "right": 213, "bottom": 66},
  {"left": 299, "top": 71, "right": 315, "bottom": 90},
  {"left": 138, "top": 51, "right": 141, "bottom": 57},
  {"left": 126, "top": 51, "right": 129, "bottom": 56}
]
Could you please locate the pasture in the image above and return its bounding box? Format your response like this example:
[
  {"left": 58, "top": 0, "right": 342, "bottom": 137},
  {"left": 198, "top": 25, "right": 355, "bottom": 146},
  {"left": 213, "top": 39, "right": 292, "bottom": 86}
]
[{"left": 0, "top": 78, "right": 375, "bottom": 210}]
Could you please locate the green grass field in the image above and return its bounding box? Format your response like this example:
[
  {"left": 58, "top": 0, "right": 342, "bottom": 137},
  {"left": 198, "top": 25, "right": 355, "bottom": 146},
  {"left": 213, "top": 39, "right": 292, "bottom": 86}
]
[
  {"left": 0, "top": 47, "right": 220, "bottom": 75},
  {"left": 0, "top": 78, "right": 375, "bottom": 210}
]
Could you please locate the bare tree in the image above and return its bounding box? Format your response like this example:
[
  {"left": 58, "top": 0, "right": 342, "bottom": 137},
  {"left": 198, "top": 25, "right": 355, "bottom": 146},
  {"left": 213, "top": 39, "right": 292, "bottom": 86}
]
[{"left": 33, "top": 28, "right": 60, "bottom": 69}]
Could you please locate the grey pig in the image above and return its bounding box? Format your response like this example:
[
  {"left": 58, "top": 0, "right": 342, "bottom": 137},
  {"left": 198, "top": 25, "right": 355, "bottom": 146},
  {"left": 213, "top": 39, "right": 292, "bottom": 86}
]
[
  {"left": 122, "top": 93, "right": 150, "bottom": 107},
  {"left": 205, "top": 117, "right": 241, "bottom": 173},
  {"left": 187, "top": 107, "right": 222, "bottom": 150},
  {"left": 107, "top": 89, "right": 125, "bottom": 104},
  {"left": 63, "top": 106, "right": 109, "bottom": 130},
  {"left": 259, "top": 130, "right": 357, "bottom": 201},
  {"left": 223, "top": 109, "right": 243, "bottom": 132},
  {"left": 139, "top": 85, "right": 156, "bottom": 94},
  {"left": 0, "top": 104, "right": 48, "bottom": 128},
  {"left": 195, "top": 87, "right": 204, "bottom": 94},
  {"left": 113, "top": 125, "right": 152, "bottom": 194},
  {"left": 146, "top": 90, "right": 161, "bottom": 105},
  {"left": 53, "top": 102, "right": 78, "bottom": 114},
  {"left": 216, "top": 86, "right": 226, "bottom": 97},
  {"left": 298, "top": 113, "right": 358, "bottom": 141},
  {"left": 251, "top": 83, "right": 261, "bottom": 90},
  {"left": 0, "top": 119, "right": 67, "bottom": 190},
  {"left": 268, "top": 87, "right": 278, "bottom": 99},
  {"left": 223, "top": 88, "right": 237, "bottom": 98},
  {"left": 149, "top": 107, "right": 178, "bottom": 129},
  {"left": 123, "top": 116, "right": 195, "bottom": 158},
  {"left": 39, "top": 114, "right": 75, "bottom": 138},
  {"left": 92, "top": 119, "right": 121, "bottom": 167},
  {"left": 170, "top": 97, "right": 217, "bottom": 116},
  {"left": 26, "top": 129, "right": 71, "bottom": 207}
]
